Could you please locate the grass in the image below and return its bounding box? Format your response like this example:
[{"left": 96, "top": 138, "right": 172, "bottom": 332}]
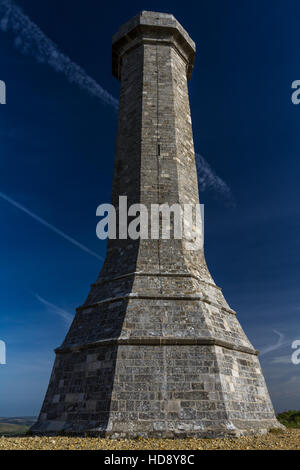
[
  {"left": 0, "top": 417, "right": 36, "bottom": 436},
  {"left": 277, "top": 410, "right": 300, "bottom": 428},
  {"left": 0, "top": 423, "right": 29, "bottom": 436}
]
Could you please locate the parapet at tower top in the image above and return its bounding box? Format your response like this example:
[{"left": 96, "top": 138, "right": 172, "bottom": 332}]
[{"left": 112, "top": 11, "right": 196, "bottom": 81}]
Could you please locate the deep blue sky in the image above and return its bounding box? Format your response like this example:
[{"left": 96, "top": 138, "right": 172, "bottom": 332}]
[{"left": 0, "top": 0, "right": 300, "bottom": 416}]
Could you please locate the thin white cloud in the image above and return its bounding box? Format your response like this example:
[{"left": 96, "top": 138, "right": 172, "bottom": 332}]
[
  {"left": 0, "top": 0, "right": 118, "bottom": 110},
  {"left": 195, "top": 153, "right": 235, "bottom": 207},
  {"left": 260, "top": 329, "right": 289, "bottom": 356},
  {"left": 0, "top": 1, "right": 234, "bottom": 206},
  {"left": 271, "top": 355, "right": 292, "bottom": 365},
  {"left": 35, "top": 293, "right": 73, "bottom": 325},
  {"left": 0, "top": 191, "right": 104, "bottom": 261}
]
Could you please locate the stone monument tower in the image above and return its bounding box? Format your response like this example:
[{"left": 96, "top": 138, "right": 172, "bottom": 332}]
[{"left": 32, "top": 11, "right": 281, "bottom": 437}]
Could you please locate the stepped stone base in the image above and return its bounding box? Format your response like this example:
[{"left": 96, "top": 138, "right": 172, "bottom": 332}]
[{"left": 31, "top": 342, "right": 282, "bottom": 438}]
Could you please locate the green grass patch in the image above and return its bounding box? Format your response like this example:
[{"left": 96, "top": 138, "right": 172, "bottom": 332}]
[
  {"left": 277, "top": 410, "right": 300, "bottom": 428},
  {"left": 0, "top": 423, "right": 29, "bottom": 436}
]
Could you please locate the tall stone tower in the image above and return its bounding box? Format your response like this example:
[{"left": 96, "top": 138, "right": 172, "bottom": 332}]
[{"left": 32, "top": 11, "right": 281, "bottom": 438}]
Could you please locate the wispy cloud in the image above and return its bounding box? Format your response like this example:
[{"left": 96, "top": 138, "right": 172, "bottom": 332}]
[
  {"left": 271, "top": 355, "right": 292, "bottom": 365},
  {"left": 35, "top": 293, "right": 73, "bottom": 325},
  {"left": 195, "top": 153, "right": 235, "bottom": 207},
  {"left": 260, "top": 329, "right": 289, "bottom": 356},
  {"left": 0, "top": 0, "right": 118, "bottom": 110},
  {"left": 0, "top": 1, "right": 234, "bottom": 206},
  {"left": 0, "top": 190, "right": 104, "bottom": 261}
]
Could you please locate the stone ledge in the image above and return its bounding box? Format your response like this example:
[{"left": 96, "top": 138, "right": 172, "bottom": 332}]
[
  {"left": 77, "top": 293, "right": 236, "bottom": 316},
  {"left": 112, "top": 11, "right": 195, "bottom": 80},
  {"left": 92, "top": 271, "right": 223, "bottom": 291},
  {"left": 112, "top": 11, "right": 195, "bottom": 51},
  {"left": 55, "top": 336, "right": 258, "bottom": 356},
  {"left": 30, "top": 423, "right": 281, "bottom": 439}
]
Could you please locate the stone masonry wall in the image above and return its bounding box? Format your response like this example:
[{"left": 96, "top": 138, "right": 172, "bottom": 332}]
[{"left": 36, "top": 342, "right": 277, "bottom": 437}]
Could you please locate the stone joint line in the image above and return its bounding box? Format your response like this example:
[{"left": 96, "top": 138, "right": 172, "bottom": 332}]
[
  {"left": 55, "top": 336, "right": 258, "bottom": 356},
  {"left": 77, "top": 293, "right": 237, "bottom": 316}
]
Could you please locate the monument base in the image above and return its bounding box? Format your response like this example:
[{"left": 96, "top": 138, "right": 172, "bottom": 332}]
[{"left": 31, "top": 342, "right": 283, "bottom": 438}]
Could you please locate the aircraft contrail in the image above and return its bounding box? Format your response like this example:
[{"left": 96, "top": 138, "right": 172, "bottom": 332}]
[
  {"left": 0, "top": 191, "right": 104, "bottom": 261},
  {"left": 260, "top": 330, "right": 289, "bottom": 356},
  {"left": 195, "top": 153, "right": 235, "bottom": 207},
  {"left": 0, "top": 0, "right": 118, "bottom": 110},
  {"left": 0, "top": 0, "right": 234, "bottom": 205},
  {"left": 35, "top": 293, "right": 74, "bottom": 325}
]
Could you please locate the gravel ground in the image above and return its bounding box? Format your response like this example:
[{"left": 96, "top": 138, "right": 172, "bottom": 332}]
[{"left": 0, "top": 429, "right": 299, "bottom": 450}]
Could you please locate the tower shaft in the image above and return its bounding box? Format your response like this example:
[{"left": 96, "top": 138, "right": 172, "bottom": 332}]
[{"left": 32, "top": 12, "right": 281, "bottom": 437}]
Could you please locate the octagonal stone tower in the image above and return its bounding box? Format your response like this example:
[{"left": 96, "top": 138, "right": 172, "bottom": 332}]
[{"left": 32, "top": 11, "right": 281, "bottom": 437}]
